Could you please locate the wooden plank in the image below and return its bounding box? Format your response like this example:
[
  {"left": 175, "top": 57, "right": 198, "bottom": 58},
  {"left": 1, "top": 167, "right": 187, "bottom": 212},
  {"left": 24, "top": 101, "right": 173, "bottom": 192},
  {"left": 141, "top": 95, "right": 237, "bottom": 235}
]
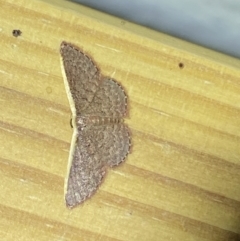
[{"left": 0, "top": 0, "right": 240, "bottom": 240}]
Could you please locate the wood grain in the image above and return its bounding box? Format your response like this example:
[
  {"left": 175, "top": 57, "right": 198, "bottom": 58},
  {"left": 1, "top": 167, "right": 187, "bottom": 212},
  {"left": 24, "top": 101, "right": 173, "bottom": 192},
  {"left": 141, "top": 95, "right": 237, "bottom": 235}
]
[{"left": 0, "top": 0, "right": 240, "bottom": 240}]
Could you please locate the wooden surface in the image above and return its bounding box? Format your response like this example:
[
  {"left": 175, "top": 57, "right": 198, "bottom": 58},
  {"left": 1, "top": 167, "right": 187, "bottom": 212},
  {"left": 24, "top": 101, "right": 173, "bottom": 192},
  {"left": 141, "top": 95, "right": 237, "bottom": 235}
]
[{"left": 0, "top": 0, "right": 240, "bottom": 240}]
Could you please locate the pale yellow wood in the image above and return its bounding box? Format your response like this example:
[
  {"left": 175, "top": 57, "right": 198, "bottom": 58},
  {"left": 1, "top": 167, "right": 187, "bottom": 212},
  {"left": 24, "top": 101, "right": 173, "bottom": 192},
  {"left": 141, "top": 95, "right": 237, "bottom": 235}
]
[{"left": 0, "top": 0, "right": 240, "bottom": 240}]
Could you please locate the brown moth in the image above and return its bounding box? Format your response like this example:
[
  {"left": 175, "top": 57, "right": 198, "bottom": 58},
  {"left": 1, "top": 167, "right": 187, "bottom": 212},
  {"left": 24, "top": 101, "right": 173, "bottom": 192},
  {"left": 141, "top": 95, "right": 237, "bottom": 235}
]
[{"left": 60, "top": 42, "right": 131, "bottom": 208}]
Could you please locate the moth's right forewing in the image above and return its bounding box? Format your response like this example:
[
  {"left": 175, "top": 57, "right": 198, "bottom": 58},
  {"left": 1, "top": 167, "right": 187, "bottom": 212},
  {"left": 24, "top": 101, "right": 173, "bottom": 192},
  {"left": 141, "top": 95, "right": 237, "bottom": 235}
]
[{"left": 60, "top": 42, "right": 101, "bottom": 115}]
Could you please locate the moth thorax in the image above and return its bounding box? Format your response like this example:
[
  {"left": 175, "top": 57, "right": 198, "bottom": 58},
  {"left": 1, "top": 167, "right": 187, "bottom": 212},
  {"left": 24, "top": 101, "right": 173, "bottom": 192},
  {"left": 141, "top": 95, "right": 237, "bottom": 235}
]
[{"left": 76, "top": 116, "right": 121, "bottom": 126}]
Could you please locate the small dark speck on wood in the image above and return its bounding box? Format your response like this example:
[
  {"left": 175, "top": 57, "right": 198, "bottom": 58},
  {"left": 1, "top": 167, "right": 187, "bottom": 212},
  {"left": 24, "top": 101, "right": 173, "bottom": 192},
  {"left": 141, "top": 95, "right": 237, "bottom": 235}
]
[{"left": 12, "top": 29, "right": 22, "bottom": 37}]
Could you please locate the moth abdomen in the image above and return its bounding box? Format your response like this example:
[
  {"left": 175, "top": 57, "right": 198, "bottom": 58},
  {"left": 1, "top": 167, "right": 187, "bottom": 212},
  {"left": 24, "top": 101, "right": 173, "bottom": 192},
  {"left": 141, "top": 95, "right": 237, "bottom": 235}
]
[{"left": 77, "top": 116, "right": 122, "bottom": 126}]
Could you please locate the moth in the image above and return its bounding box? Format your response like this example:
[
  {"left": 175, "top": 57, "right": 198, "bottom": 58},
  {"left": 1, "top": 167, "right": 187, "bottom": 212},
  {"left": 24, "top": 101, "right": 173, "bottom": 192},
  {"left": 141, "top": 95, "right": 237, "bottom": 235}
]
[{"left": 60, "top": 41, "right": 131, "bottom": 208}]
